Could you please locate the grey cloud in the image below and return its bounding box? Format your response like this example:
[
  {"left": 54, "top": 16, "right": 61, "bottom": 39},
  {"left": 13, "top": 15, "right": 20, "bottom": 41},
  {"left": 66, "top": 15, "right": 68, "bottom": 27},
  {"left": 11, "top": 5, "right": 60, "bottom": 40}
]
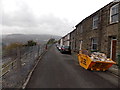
[
  {"left": 2, "top": 7, "right": 73, "bottom": 36},
  {"left": 2, "top": 4, "right": 37, "bottom": 27},
  {"left": 38, "top": 14, "right": 73, "bottom": 34}
]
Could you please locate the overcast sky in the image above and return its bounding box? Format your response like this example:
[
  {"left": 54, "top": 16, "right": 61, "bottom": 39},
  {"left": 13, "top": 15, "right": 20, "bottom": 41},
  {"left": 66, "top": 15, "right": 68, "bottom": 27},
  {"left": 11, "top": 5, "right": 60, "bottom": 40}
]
[{"left": 1, "top": 0, "right": 114, "bottom": 36}]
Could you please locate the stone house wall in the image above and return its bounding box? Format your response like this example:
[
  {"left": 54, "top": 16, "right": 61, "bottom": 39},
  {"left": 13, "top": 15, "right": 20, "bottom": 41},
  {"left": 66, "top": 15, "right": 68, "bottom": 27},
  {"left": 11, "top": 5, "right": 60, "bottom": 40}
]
[{"left": 69, "top": 1, "right": 119, "bottom": 62}]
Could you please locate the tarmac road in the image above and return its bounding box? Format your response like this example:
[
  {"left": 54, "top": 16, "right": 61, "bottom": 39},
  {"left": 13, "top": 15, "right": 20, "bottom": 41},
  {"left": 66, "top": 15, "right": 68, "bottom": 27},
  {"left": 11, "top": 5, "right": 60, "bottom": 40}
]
[{"left": 26, "top": 45, "right": 119, "bottom": 88}]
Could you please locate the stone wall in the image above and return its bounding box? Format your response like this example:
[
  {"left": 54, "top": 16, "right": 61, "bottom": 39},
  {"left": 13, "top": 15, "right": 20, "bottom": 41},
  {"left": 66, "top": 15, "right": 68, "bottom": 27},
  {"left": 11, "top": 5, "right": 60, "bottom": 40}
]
[
  {"left": 70, "top": 29, "right": 77, "bottom": 52},
  {"left": 117, "top": 2, "right": 120, "bottom": 65}
]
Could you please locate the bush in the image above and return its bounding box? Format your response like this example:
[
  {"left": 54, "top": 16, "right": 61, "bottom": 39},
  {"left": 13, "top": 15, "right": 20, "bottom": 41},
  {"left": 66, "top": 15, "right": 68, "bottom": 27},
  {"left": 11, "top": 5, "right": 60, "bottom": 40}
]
[{"left": 24, "top": 40, "right": 37, "bottom": 46}]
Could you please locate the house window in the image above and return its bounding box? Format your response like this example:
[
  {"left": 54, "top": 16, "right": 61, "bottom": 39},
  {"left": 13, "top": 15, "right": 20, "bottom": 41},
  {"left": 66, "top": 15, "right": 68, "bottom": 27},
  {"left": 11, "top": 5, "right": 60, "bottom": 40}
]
[
  {"left": 110, "top": 4, "right": 119, "bottom": 23},
  {"left": 80, "top": 25, "right": 83, "bottom": 33},
  {"left": 91, "top": 38, "right": 98, "bottom": 51},
  {"left": 93, "top": 15, "right": 99, "bottom": 29}
]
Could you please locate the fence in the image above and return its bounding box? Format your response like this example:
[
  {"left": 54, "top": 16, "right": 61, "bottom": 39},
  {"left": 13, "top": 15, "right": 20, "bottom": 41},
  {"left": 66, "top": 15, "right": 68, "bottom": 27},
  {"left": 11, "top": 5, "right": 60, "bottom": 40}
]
[{"left": 1, "top": 44, "right": 50, "bottom": 88}]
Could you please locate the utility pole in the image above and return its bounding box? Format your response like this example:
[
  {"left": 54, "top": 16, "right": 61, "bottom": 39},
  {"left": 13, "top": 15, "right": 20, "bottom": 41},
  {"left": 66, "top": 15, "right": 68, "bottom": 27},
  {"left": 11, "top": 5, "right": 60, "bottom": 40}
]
[{"left": 118, "top": 2, "right": 120, "bottom": 68}]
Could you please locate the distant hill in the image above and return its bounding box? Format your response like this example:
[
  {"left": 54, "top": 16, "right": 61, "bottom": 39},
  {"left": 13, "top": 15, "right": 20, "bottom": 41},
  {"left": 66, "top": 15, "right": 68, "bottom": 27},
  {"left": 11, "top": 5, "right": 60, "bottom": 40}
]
[{"left": 2, "top": 34, "right": 61, "bottom": 46}]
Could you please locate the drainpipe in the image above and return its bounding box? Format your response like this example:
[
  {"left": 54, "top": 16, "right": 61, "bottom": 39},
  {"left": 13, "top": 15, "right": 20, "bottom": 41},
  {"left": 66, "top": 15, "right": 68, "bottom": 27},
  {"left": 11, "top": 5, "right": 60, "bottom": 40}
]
[
  {"left": 118, "top": 53, "right": 120, "bottom": 68},
  {"left": 118, "top": 2, "right": 120, "bottom": 68}
]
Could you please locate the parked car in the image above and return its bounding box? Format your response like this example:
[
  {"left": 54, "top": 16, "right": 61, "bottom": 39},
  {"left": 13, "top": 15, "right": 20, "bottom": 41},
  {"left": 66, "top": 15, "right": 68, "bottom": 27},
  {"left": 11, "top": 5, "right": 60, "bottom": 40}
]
[
  {"left": 56, "top": 44, "right": 61, "bottom": 51},
  {"left": 58, "top": 45, "right": 62, "bottom": 51},
  {"left": 60, "top": 46, "right": 71, "bottom": 54}
]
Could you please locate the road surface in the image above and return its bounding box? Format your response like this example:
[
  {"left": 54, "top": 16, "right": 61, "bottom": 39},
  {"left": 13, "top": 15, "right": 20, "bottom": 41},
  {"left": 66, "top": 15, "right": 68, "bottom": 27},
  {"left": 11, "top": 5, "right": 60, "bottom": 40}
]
[{"left": 26, "top": 45, "right": 119, "bottom": 88}]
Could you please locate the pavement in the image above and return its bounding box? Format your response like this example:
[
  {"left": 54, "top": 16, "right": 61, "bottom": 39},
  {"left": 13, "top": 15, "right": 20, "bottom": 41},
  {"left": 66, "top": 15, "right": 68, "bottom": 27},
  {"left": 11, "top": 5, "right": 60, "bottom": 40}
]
[
  {"left": 25, "top": 45, "right": 119, "bottom": 88},
  {"left": 108, "top": 64, "right": 120, "bottom": 77},
  {"left": 71, "top": 51, "right": 120, "bottom": 77}
]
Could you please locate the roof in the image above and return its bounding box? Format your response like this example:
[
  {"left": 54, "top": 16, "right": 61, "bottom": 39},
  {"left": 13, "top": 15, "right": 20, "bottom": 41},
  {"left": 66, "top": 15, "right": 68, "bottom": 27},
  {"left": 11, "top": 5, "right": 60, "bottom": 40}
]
[{"left": 75, "top": 1, "right": 118, "bottom": 27}]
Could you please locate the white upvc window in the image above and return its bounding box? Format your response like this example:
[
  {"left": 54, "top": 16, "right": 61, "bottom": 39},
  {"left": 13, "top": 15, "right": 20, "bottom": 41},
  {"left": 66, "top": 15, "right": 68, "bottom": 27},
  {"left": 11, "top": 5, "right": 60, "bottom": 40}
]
[
  {"left": 110, "top": 4, "right": 119, "bottom": 24},
  {"left": 93, "top": 15, "right": 99, "bottom": 29},
  {"left": 91, "top": 38, "right": 98, "bottom": 51},
  {"left": 80, "top": 25, "right": 83, "bottom": 33}
]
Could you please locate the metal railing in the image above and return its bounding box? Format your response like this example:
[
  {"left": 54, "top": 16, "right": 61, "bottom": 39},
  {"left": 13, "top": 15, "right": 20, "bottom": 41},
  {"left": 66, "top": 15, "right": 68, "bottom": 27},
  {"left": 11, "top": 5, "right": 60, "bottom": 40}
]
[{"left": 1, "top": 44, "right": 50, "bottom": 88}]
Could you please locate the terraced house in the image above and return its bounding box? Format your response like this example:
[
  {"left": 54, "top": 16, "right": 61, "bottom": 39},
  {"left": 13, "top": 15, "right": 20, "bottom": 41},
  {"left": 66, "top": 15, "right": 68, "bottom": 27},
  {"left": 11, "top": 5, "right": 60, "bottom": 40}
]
[{"left": 69, "top": 1, "right": 120, "bottom": 63}]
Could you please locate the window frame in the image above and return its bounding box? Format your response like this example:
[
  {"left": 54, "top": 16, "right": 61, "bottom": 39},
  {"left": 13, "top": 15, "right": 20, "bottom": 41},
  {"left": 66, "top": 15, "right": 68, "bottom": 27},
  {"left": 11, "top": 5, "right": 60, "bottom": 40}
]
[
  {"left": 110, "top": 3, "right": 119, "bottom": 24},
  {"left": 79, "top": 25, "right": 83, "bottom": 33},
  {"left": 92, "top": 14, "right": 99, "bottom": 29},
  {"left": 91, "top": 38, "right": 98, "bottom": 51}
]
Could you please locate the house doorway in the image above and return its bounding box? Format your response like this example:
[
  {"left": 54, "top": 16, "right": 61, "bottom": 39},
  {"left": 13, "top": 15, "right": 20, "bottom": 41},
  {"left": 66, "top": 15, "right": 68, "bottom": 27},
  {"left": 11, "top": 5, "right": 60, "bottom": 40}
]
[
  {"left": 79, "top": 40, "right": 83, "bottom": 50},
  {"left": 110, "top": 39, "right": 117, "bottom": 61},
  {"left": 79, "top": 40, "right": 83, "bottom": 54}
]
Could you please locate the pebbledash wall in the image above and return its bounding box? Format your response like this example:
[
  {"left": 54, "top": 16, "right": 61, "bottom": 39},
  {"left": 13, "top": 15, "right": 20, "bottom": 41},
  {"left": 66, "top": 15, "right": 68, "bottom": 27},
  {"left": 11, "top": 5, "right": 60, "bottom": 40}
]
[{"left": 60, "top": 1, "right": 120, "bottom": 63}]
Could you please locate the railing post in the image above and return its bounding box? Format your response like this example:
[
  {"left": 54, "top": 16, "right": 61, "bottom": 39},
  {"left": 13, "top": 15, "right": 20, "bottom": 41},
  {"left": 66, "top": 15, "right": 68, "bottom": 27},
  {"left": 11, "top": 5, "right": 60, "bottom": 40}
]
[
  {"left": 16, "top": 47, "right": 21, "bottom": 70},
  {"left": 38, "top": 45, "right": 40, "bottom": 57}
]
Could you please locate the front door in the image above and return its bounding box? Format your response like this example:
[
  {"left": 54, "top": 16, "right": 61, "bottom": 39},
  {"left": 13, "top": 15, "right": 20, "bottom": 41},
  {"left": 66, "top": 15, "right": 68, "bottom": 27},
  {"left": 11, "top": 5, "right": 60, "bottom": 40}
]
[
  {"left": 79, "top": 40, "right": 83, "bottom": 51},
  {"left": 110, "top": 39, "right": 117, "bottom": 61}
]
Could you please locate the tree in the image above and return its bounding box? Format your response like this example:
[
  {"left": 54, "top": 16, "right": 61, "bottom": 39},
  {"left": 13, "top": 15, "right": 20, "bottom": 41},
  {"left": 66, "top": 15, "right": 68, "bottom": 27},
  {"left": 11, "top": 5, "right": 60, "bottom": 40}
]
[
  {"left": 47, "top": 38, "right": 55, "bottom": 44},
  {"left": 5, "top": 42, "right": 23, "bottom": 50},
  {"left": 3, "top": 42, "right": 23, "bottom": 58},
  {"left": 25, "top": 40, "right": 37, "bottom": 46}
]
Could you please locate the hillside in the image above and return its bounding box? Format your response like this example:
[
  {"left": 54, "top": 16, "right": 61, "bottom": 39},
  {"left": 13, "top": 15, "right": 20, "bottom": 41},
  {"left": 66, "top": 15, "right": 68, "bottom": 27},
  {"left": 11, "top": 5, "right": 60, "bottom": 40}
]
[{"left": 2, "top": 34, "right": 61, "bottom": 46}]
